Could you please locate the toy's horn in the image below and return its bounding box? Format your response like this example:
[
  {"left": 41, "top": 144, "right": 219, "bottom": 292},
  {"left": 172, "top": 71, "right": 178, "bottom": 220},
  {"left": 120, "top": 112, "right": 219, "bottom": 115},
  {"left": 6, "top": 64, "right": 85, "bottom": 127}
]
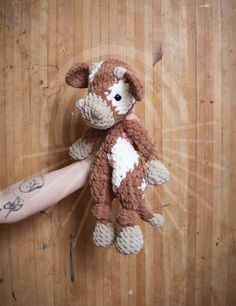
[{"left": 76, "top": 99, "right": 85, "bottom": 110}]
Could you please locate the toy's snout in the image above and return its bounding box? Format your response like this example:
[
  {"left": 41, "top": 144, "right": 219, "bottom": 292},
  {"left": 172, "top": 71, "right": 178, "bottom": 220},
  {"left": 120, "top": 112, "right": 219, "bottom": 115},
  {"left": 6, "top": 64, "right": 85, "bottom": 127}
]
[{"left": 76, "top": 93, "right": 115, "bottom": 130}]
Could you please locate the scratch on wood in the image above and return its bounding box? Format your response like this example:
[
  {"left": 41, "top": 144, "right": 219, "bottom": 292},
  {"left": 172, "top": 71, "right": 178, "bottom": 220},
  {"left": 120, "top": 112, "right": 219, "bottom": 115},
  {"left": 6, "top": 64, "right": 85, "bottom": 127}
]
[
  {"left": 16, "top": 38, "right": 28, "bottom": 57},
  {"left": 42, "top": 242, "right": 50, "bottom": 250},
  {"left": 161, "top": 203, "right": 171, "bottom": 208},
  {"left": 40, "top": 210, "right": 48, "bottom": 215},
  {"left": 69, "top": 235, "right": 75, "bottom": 283},
  {"left": 2, "top": 65, "right": 13, "bottom": 71},
  {"left": 199, "top": 4, "right": 210, "bottom": 8},
  {"left": 0, "top": 277, "right": 4, "bottom": 283},
  {"left": 46, "top": 64, "right": 59, "bottom": 71},
  {"left": 153, "top": 46, "right": 163, "bottom": 66},
  {"left": 59, "top": 41, "right": 68, "bottom": 54},
  {"left": 11, "top": 291, "right": 16, "bottom": 300},
  {"left": 63, "top": 264, "right": 67, "bottom": 278}
]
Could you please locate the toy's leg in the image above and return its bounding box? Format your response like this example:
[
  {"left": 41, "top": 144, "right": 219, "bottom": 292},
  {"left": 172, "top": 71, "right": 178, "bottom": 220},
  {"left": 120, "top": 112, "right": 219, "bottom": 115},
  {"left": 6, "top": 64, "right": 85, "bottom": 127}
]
[
  {"left": 114, "top": 162, "right": 144, "bottom": 255},
  {"left": 90, "top": 154, "right": 115, "bottom": 247},
  {"left": 136, "top": 204, "right": 164, "bottom": 228},
  {"left": 115, "top": 207, "right": 144, "bottom": 255}
]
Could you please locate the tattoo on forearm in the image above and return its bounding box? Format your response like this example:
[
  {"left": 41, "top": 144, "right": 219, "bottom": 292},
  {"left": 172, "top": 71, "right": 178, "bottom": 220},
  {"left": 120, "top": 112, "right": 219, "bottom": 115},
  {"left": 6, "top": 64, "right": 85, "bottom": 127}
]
[
  {"left": 2, "top": 196, "right": 24, "bottom": 219},
  {"left": 0, "top": 175, "right": 45, "bottom": 219},
  {"left": 19, "top": 176, "right": 45, "bottom": 193}
]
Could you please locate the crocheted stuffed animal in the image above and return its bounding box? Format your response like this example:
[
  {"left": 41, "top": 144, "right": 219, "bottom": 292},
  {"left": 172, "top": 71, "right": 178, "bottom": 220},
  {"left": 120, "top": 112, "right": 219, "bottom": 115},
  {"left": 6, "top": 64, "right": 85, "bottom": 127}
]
[{"left": 66, "top": 59, "right": 170, "bottom": 255}]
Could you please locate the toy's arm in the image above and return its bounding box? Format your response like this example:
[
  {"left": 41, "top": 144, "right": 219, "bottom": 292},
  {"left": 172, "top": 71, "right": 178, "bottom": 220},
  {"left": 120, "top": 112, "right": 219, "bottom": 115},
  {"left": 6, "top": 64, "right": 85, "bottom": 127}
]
[
  {"left": 123, "top": 119, "right": 170, "bottom": 185},
  {"left": 69, "top": 128, "right": 104, "bottom": 160}
]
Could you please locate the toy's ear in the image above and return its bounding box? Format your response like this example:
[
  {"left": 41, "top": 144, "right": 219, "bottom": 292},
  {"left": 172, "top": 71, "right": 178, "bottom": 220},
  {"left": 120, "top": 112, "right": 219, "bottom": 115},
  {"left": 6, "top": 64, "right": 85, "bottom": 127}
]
[
  {"left": 65, "top": 63, "right": 89, "bottom": 88},
  {"left": 113, "top": 66, "right": 144, "bottom": 101}
]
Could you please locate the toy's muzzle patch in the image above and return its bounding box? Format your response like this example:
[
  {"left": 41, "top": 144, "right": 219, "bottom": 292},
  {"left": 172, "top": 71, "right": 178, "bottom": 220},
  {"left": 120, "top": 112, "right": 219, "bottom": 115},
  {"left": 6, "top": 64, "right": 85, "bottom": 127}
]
[{"left": 76, "top": 93, "right": 115, "bottom": 130}]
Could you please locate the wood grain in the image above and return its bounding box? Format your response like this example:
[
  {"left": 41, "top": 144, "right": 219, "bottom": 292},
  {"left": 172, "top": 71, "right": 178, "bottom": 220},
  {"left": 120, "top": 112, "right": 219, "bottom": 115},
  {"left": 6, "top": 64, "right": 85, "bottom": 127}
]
[{"left": 0, "top": 0, "right": 235, "bottom": 305}]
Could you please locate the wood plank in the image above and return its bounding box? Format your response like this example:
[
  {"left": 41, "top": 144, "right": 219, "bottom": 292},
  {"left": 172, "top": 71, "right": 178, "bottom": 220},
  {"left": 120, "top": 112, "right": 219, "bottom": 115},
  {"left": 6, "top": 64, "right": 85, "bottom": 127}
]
[
  {"left": 222, "top": 1, "right": 236, "bottom": 306},
  {"left": 14, "top": 1, "right": 38, "bottom": 305},
  {"left": 181, "top": 2, "right": 197, "bottom": 306},
  {"left": 134, "top": 1, "right": 146, "bottom": 306},
  {"left": 161, "top": 1, "right": 182, "bottom": 306},
  {"left": 47, "top": 0, "right": 63, "bottom": 302},
  {"left": 2, "top": 1, "right": 16, "bottom": 305},
  {"left": 144, "top": 1, "right": 154, "bottom": 305},
  {"left": 210, "top": 1, "right": 227, "bottom": 306},
  {"left": 0, "top": 0, "right": 7, "bottom": 301},
  {"left": 126, "top": 2, "right": 137, "bottom": 306},
  {"left": 152, "top": 0, "right": 164, "bottom": 304},
  {"left": 195, "top": 1, "right": 207, "bottom": 305}
]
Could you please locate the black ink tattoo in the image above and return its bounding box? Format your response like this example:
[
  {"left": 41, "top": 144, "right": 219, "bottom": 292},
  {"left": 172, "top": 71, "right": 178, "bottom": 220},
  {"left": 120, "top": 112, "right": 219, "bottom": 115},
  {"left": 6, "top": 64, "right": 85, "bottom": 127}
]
[
  {"left": 3, "top": 196, "right": 24, "bottom": 219},
  {"left": 19, "top": 176, "right": 45, "bottom": 193}
]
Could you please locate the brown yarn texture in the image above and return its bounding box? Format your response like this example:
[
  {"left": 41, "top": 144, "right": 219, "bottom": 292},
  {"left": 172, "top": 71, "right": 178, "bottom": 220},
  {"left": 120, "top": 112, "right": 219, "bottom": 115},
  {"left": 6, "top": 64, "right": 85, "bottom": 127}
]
[
  {"left": 66, "top": 59, "right": 166, "bottom": 249},
  {"left": 83, "top": 127, "right": 104, "bottom": 144},
  {"left": 89, "top": 120, "right": 157, "bottom": 227},
  {"left": 65, "top": 63, "right": 89, "bottom": 88},
  {"left": 122, "top": 119, "right": 158, "bottom": 161}
]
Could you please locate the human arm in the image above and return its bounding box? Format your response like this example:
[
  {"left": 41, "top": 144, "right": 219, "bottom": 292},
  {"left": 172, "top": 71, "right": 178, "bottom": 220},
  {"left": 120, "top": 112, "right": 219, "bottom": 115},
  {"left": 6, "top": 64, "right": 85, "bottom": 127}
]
[
  {"left": 0, "top": 115, "right": 138, "bottom": 224},
  {"left": 0, "top": 157, "right": 93, "bottom": 224}
]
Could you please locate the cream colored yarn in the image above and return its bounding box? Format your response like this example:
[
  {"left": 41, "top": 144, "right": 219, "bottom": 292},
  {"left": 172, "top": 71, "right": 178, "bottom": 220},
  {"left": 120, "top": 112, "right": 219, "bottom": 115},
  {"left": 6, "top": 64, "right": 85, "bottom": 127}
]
[
  {"left": 146, "top": 160, "right": 170, "bottom": 185},
  {"left": 115, "top": 225, "right": 144, "bottom": 255},
  {"left": 69, "top": 138, "right": 93, "bottom": 160},
  {"left": 93, "top": 222, "right": 116, "bottom": 247}
]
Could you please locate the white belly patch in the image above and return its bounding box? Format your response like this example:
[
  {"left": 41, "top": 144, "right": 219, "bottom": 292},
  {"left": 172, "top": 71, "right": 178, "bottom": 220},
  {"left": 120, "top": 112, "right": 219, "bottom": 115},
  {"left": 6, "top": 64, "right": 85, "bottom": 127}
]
[{"left": 107, "top": 137, "right": 139, "bottom": 189}]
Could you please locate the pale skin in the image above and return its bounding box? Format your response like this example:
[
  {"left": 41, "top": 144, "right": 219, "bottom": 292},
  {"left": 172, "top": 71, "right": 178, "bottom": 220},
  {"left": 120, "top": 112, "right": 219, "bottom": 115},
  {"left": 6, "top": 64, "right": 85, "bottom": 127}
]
[
  {"left": 0, "top": 114, "right": 138, "bottom": 224},
  {"left": 0, "top": 158, "right": 94, "bottom": 224}
]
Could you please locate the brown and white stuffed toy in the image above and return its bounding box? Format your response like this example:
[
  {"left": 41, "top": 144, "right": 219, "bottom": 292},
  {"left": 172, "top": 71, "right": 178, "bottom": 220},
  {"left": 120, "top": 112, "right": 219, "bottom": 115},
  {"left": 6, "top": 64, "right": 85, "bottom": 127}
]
[{"left": 65, "top": 59, "right": 170, "bottom": 255}]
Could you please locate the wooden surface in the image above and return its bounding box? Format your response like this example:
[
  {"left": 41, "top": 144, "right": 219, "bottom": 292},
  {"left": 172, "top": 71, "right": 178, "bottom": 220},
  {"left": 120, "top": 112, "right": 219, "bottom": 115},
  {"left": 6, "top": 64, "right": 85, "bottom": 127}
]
[{"left": 0, "top": 0, "right": 235, "bottom": 305}]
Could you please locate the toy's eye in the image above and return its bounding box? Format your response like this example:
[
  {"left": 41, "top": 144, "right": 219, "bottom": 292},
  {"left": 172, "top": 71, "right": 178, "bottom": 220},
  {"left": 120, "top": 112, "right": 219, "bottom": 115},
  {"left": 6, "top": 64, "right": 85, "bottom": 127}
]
[{"left": 114, "top": 94, "right": 122, "bottom": 101}]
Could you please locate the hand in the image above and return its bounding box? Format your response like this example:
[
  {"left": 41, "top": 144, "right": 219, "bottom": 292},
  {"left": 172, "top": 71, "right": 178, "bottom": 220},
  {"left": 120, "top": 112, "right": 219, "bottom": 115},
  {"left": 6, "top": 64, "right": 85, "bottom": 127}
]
[{"left": 146, "top": 159, "right": 170, "bottom": 185}]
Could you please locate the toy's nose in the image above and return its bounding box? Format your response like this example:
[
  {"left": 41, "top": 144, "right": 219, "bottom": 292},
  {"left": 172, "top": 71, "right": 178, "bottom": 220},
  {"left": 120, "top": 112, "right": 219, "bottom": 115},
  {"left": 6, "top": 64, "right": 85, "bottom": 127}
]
[{"left": 91, "top": 108, "right": 103, "bottom": 120}]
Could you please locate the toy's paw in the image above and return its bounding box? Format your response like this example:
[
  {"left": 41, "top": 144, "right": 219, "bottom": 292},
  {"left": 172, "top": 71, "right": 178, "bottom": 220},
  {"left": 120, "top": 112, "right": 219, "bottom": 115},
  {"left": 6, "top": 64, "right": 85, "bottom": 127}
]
[
  {"left": 115, "top": 225, "right": 143, "bottom": 255},
  {"left": 148, "top": 213, "right": 164, "bottom": 228},
  {"left": 146, "top": 160, "right": 170, "bottom": 185},
  {"left": 69, "top": 139, "right": 93, "bottom": 160},
  {"left": 93, "top": 222, "right": 116, "bottom": 248}
]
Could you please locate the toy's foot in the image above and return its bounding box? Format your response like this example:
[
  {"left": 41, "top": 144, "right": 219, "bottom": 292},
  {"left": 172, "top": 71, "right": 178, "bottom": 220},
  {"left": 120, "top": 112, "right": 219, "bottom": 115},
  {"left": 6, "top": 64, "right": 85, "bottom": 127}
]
[
  {"left": 93, "top": 222, "right": 116, "bottom": 247},
  {"left": 115, "top": 225, "right": 144, "bottom": 255},
  {"left": 148, "top": 213, "right": 164, "bottom": 228}
]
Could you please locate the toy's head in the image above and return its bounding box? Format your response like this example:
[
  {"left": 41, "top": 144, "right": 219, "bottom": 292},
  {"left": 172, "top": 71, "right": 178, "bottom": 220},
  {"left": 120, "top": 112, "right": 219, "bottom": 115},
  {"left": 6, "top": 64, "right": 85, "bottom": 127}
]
[{"left": 65, "top": 59, "right": 144, "bottom": 130}]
